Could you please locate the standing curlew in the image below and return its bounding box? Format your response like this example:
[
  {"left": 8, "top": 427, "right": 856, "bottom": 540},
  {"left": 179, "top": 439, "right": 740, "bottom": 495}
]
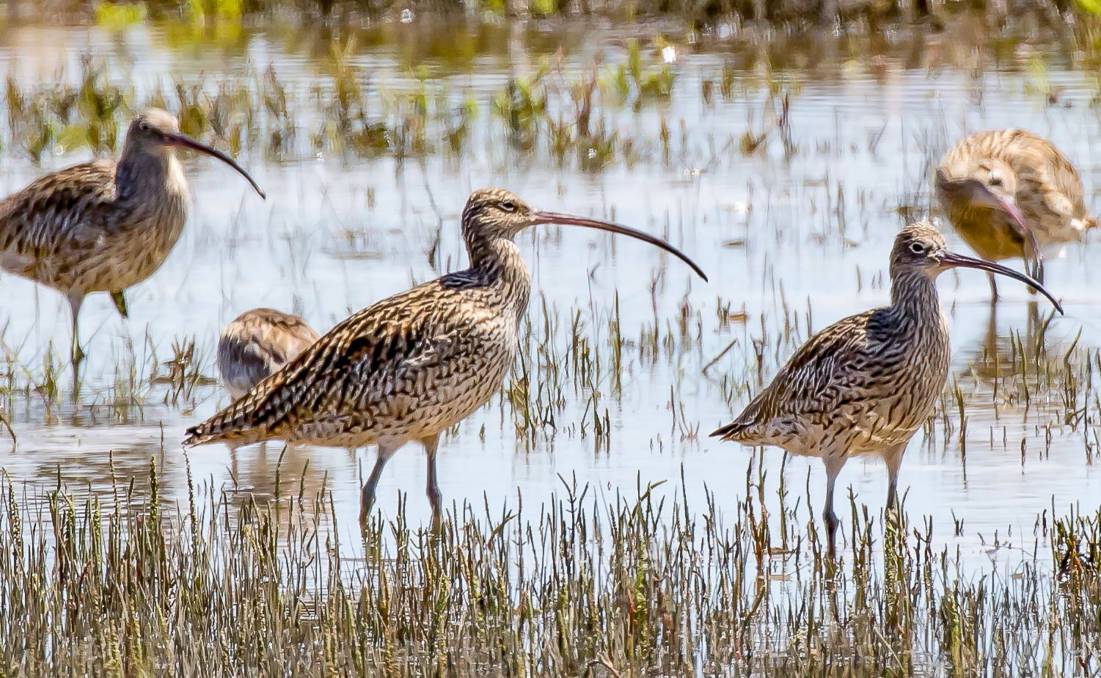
[
  {"left": 184, "top": 188, "right": 707, "bottom": 532},
  {"left": 218, "top": 308, "right": 320, "bottom": 401},
  {"left": 711, "top": 222, "right": 1061, "bottom": 557},
  {"left": 936, "top": 129, "right": 1095, "bottom": 298},
  {"left": 0, "top": 108, "right": 265, "bottom": 366}
]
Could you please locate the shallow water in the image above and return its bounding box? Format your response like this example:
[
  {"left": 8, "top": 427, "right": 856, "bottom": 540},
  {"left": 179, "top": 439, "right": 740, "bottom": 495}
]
[{"left": 0, "top": 14, "right": 1099, "bottom": 572}]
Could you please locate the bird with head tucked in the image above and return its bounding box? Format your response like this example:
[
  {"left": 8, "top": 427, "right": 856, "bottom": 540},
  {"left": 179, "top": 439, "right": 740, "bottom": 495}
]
[{"left": 936, "top": 129, "right": 1094, "bottom": 299}]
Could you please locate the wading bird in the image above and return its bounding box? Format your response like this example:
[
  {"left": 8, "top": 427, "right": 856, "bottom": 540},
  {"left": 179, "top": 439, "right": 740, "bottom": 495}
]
[
  {"left": 937, "top": 129, "right": 1095, "bottom": 298},
  {"left": 0, "top": 108, "right": 265, "bottom": 366},
  {"left": 218, "top": 308, "right": 320, "bottom": 401},
  {"left": 711, "top": 222, "right": 1061, "bottom": 557},
  {"left": 185, "top": 188, "right": 707, "bottom": 532}
]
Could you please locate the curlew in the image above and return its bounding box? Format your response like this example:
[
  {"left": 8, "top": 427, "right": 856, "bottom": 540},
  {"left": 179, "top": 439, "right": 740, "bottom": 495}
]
[
  {"left": 711, "top": 222, "right": 1061, "bottom": 557},
  {"left": 218, "top": 308, "right": 320, "bottom": 401},
  {"left": 184, "top": 188, "right": 707, "bottom": 532},
  {"left": 0, "top": 108, "right": 265, "bottom": 366},
  {"left": 936, "top": 129, "right": 1095, "bottom": 298}
]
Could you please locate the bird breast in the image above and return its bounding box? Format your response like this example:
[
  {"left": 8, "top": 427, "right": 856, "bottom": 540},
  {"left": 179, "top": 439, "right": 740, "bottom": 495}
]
[
  {"left": 944, "top": 204, "right": 1026, "bottom": 261},
  {"left": 839, "top": 312, "right": 949, "bottom": 454}
]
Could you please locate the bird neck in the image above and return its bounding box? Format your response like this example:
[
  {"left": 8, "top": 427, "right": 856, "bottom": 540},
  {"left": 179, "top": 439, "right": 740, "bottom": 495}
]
[
  {"left": 467, "top": 234, "right": 532, "bottom": 315},
  {"left": 115, "top": 147, "right": 188, "bottom": 204},
  {"left": 889, "top": 271, "right": 941, "bottom": 321}
]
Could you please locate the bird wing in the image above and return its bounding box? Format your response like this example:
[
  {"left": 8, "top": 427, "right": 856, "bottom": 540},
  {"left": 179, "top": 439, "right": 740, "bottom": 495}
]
[
  {"left": 1036, "top": 148, "right": 1089, "bottom": 221},
  {"left": 1001, "top": 131, "right": 1088, "bottom": 221},
  {"left": 712, "top": 310, "right": 878, "bottom": 441},
  {"left": 0, "top": 161, "right": 118, "bottom": 274},
  {"left": 217, "top": 321, "right": 288, "bottom": 398},
  {"left": 186, "top": 280, "right": 491, "bottom": 446},
  {"left": 233, "top": 309, "right": 321, "bottom": 370},
  {"left": 1031, "top": 136, "right": 1085, "bottom": 209}
]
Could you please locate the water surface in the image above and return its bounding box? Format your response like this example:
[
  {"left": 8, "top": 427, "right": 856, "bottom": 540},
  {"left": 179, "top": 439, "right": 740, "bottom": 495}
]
[{"left": 0, "top": 14, "right": 1098, "bottom": 572}]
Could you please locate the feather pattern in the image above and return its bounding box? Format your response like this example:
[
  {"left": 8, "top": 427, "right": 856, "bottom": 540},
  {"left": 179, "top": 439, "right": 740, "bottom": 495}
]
[
  {"left": 0, "top": 157, "right": 187, "bottom": 295},
  {"left": 217, "top": 308, "right": 321, "bottom": 401},
  {"left": 713, "top": 295, "right": 948, "bottom": 457},
  {"left": 192, "top": 270, "right": 524, "bottom": 448}
]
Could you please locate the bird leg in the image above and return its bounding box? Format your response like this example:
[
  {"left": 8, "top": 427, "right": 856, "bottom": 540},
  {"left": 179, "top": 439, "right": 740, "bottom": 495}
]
[
  {"left": 67, "top": 292, "right": 85, "bottom": 368},
  {"left": 822, "top": 455, "right": 846, "bottom": 559},
  {"left": 359, "top": 443, "right": 399, "bottom": 536},
  {"left": 884, "top": 442, "right": 906, "bottom": 509},
  {"left": 422, "top": 433, "right": 443, "bottom": 532},
  {"left": 110, "top": 290, "right": 129, "bottom": 319}
]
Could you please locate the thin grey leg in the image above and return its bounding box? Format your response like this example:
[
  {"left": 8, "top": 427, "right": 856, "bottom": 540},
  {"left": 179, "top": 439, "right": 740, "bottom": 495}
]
[
  {"left": 823, "top": 455, "right": 846, "bottom": 558},
  {"left": 884, "top": 443, "right": 906, "bottom": 508},
  {"left": 67, "top": 292, "right": 85, "bottom": 366},
  {"left": 359, "top": 443, "right": 399, "bottom": 535},
  {"left": 987, "top": 272, "right": 999, "bottom": 302},
  {"left": 422, "top": 434, "right": 442, "bottom": 530}
]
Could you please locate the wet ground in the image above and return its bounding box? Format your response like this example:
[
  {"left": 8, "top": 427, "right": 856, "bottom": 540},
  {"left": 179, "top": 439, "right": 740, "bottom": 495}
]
[{"left": 0, "top": 12, "right": 1098, "bottom": 572}]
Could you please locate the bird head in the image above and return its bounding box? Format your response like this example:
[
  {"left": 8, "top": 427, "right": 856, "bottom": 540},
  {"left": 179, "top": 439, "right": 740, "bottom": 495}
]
[
  {"left": 124, "top": 108, "right": 266, "bottom": 199},
  {"left": 935, "top": 161, "right": 1022, "bottom": 231},
  {"left": 460, "top": 188, "right": 708, "bottom": 281},
  {"left": 889, "top": 221, "right": 1062, "bottom": 313}
]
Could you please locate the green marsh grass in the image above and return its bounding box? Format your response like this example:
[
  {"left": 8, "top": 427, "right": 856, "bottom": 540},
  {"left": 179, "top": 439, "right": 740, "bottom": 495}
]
[{"left": 0, "top": 457, "right": 1096, "bottom": 674}]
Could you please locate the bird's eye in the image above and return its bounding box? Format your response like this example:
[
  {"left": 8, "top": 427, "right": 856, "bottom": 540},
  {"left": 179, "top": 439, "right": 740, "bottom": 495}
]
[
  {"left": 138, "top": 121, "right": 150, "bottom": 132},
  {"left": 989, "top": 176, "right": 1002, "bottom": 187},
  {"left": 499, "top": 201, "right": 517, "bottom": 213},
  {"left": 909, "top": 242, "right": 926, "bottom": 254}
]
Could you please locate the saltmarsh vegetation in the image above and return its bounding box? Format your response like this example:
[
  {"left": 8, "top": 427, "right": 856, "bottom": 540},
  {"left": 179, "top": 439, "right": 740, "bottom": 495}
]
[
  {"left": 88, "top": 0, "right": 1100, "bottom": 26},
  {"left": 0, "top": 457, "right": 1095, "bottom": 675},
  {"left": 0, "top": 44, "right": 685, "bottom": 170}
]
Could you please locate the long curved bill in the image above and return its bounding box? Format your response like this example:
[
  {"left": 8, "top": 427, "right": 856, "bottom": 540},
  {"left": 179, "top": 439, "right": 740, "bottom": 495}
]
[
  {"left": 532, "top": 211, "right": 708, "bottom": 281},
  {"left": 1000, "top": 199, "right": 1044, "bottom": 282},
  {"left": 940, "top": 251, "right": 1062, "bottom": 314},
  {"left": 163, "top": 132, "right": 267, "bottom": 199},
  {"left": 970, "top": 183, "right": 1043, "bottom": 280}
]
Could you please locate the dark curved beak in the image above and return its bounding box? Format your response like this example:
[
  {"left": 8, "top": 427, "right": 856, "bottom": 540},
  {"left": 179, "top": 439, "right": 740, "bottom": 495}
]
[
  {"left": 982, "top": 187, "right": 1026, "bottom": 232},
  {"left": 162, "top": 132, "right": 266, "bottom": 200},
  {"left": 532, "top": 211, "right": 708, "bottom": 281},
  {"left": 972, "top": 185, "right": 1047, "bottom": 281},
  {"left": 940, "top": 251, "right": 1062, "bottom": 314}
]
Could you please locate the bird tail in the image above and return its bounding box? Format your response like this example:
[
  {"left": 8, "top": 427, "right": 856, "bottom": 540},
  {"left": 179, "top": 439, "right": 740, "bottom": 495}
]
[
  {"left": 183, "top": 379, "right": 286, "bottom": 447},
  {"left": 710, "top": 419, "right": 753, "bottom": 441},
  {"left": 710, "top": 394, "right": 769, "bottom": 442}
]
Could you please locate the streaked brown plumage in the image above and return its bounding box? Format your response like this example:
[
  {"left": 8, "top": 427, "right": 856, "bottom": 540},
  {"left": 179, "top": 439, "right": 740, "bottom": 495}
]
[
  {"left": 217, "top": 308, "right": 320, "bottom": 401},
  {"left": 185, "top": 188, "right": 708, "bottom": 532},
  {"left": 0, "top": 108, "right": 265, "bottom": 366},
  {"left": 711, "top": 222, "right": 1062, "bottom": 556},
  {"left": 937, "top": 129, "right": 1095, "bottom": 295}
]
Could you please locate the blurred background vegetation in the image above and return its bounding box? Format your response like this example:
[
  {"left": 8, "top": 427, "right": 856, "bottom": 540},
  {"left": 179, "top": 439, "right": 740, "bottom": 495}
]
[{"left": 22, "top": 0, "right": 1101, "bottom": 29}]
